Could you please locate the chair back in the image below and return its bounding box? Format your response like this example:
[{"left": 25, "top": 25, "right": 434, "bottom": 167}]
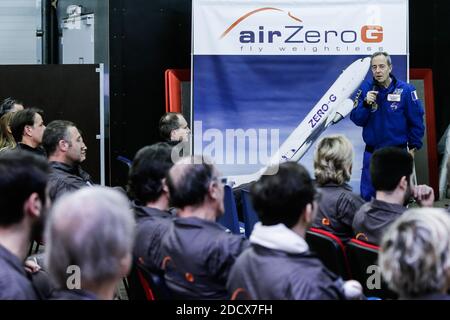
[
  {"left": 217, "top": 185, "right": 241, "bottom": 235},
  {"left": 241, "top": 189, "right": 259, "bottom": 238},
  {"left": 346, "top": 239, "right": 397, "bottom": 299},
  {"left": 305, "top": 227, "right": 351, "bottom": 279}
]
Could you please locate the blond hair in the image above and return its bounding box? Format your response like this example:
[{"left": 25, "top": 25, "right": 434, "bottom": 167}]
[
  {"left": 314, "top": 135, "right": 353, "bottom": 185},
  {"left": 0, "top": 112, "right": 16, "bottom": 150}
]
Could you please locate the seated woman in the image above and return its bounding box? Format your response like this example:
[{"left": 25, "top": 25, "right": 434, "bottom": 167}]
[
  {"left": 379, "top": 208, "right": 450, "bottom": 300},
  {"left": 0, "top": 112, "right": 17, "bottom": 152},
  {"left": 311, "top": 135, "right": 364, "bottom": 242}
]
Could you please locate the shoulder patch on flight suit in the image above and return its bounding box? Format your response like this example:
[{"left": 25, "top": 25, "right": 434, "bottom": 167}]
[
  {"left": 353, "top": 89, "right": 362, "bottom": 108},
  {"left": 411, "top": 90, "right": 419, "bottom": 101}
]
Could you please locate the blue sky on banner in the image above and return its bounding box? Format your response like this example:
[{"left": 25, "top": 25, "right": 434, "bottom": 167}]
[{"left": 192, "top": 0, "right": 408, "bottom": 190}]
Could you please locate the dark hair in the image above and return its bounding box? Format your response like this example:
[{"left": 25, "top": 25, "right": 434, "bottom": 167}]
[
  {"left": 9, "top": 108, "right": 44, "bottom": 143},
  {"left": 250, "top": 162, "right": 316, "bottom": 228},
  {"left": 128, "top": 142, "right": 174, "bottom": 203},
  {"left": 159, "top": 112, "right": 182, "bottom": 141},
  {"left": 0, "top": 97, "right": 23, "bottom": 118},
  {"left": 370, "top": 147, "right": 413, "bottom": 192},
  {"left": 167, "top": 157, "right": 215, "bottom": 208},
  {"left": 0, "top": 150, "right": 49, "bottom": 226},
  {"left": 42, "top": 120, "right": 75, "bottom": 156}
]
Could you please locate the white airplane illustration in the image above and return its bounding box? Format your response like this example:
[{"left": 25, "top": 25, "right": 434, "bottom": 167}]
[{"left": 227, "top": 57, "right": 371, "bottom": 187}]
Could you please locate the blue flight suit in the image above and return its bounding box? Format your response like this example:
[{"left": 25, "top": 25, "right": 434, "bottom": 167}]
[{"left": 350, "top": 75, "right": 425, "bottom": 201}]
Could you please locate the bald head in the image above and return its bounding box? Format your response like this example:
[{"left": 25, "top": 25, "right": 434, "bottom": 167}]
[
  {"left": 45, "top": 187, "right": 135, "bottom": 289},
  {"left": 167, "top": 156, "right": 221, "bottom": 210}
]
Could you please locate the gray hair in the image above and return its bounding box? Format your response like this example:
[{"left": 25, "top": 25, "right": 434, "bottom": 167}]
[
  {"left": 44, "top": 186, "right": 135, "bottom": 288},
  {"left": 379, "top": 208, "right": 450, "bottom": 298},
  {"left": 370, "top": 51, "right": 392, "bottom": 66},
  {"left": 314, "top": 135, "right": 353, "bottom": 185}
]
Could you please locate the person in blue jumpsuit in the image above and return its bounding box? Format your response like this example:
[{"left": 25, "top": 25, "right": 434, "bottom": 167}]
[{"left": 350, "top": 52, "right": 425, "bottom": 201}]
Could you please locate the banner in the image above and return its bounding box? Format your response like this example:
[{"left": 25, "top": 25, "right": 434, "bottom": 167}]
[{"left": 192, "top": 0, "right": 408, "bottom": 189}]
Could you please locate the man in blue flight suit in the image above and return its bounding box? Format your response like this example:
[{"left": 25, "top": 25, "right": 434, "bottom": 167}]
[{"left": 350, "top": 51, "right": 425, "bottom": 201}]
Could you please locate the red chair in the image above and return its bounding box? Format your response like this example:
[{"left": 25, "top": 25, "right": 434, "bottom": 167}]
[
  {"left": 305, "top": 227, "right": 351, "bottom": 280},
  {"left": 346, "top": 239, "right": 397, "bottom": 299}
]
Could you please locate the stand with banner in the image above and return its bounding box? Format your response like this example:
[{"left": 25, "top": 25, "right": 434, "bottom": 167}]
[{"left": 192, "top": 0, "right": 409, "bottom": 191}]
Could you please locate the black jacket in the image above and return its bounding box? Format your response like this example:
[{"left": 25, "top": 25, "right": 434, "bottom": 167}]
[
  {"left": 227, "top": 244, "right": 346, "bottom": 300},
  {"left": 16, "top": 143, "right": 47, "bottom": 158},
  {"left": 0, "top": 244, "right": 39, "bottom": 300},
  {"left": 48, "top": 161, "right": 94, "bottom": 201},
  {"left": 49, "top": 289, "right": 97, "bottom": 300},
  {"left": 352, "top": 199, "right": 406, "bottom": 245},
  {"left": 161, "top": 217, "right": 248, "bottom": 299},
  {"left": 133, "top": 202, "right": 174, "bottom": 273},
  {"left": 312, "top": 183, "right": 365, "bottom": 242}
]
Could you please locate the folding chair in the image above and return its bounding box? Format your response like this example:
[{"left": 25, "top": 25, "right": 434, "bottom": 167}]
[
  {"left": 241, "top": 189, "right": 259, "bottom": 238},
  {"left": 346, "top": 239, "right": 397, "bottom": 299},
  {"left": 217, "top": 185, "right": 242, "bottom": 235},
  {"left": 127, "top": 258, "right": 172, "bottom": 300},
  {"left": 305, "top": 228, "right": 351, "bottom": 279}
]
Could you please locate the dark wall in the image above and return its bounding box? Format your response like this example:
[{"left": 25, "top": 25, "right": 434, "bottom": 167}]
[
  {"left": 410, "top": 0, "right": 450, "bottom": 141},
  {"left": 109, "top": 0, "right": 191, "bottom": 186},
  {"left": 0, "top": 65, "right": 102, "bottom": 183}
]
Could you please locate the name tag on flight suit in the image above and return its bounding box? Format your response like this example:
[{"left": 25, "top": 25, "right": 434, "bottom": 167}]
[{"left": 387, "top": 94, "right": 401, "bottom": 102}]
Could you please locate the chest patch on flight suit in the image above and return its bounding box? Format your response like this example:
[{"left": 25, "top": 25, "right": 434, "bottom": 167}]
[
  {"left": 390, "top": 102, "right": 399, "bottom": 111},
  {"left": 387, "top": 94, "right": 401, "bottom": 102}
]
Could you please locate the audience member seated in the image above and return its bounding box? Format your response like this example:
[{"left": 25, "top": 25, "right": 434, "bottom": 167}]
[
  {"left": 0, "top": 150, "right": 50, "bottom": 299},
  {"left": 161, "top": 156, "right": 248, "bottom": 299},
  {"left": 42, "top": 120, "right": 93, "bottom": 201},
  {"left": 128, "top": 142, "right": 175, "bottom": 272},
  {"left": 9, "top": 108, "right": 46, "bottom": 157},
  {"left": 379, "top": 208, "right": 450, "bottom": 300},
  {"left": 0, "top": 112, "right": 17, "bottom": 152},
  {"left": 353, "top": 147, "right": 434, "bottom": 245},
  {"left": 311, "top": 135, "right": 364, "bottom": 242},
  {"left": 227, "top": 162, "right": 362, "bottom": 300},
  {"left": 46, "top": 187, "right": 134, "bottom": 300},
  {"left": 0, "top": 97, "right": 24, "bottom": 118},
  {"left": 159, "top": 112, "right": 190, "bottom": 144}
]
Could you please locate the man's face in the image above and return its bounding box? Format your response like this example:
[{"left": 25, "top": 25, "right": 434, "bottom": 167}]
[
  {"left": 65, "top": 126, "right": 87, "bottom": 164},
  {"left": 171, "top": 115, "right": 191, "bottom": 142},
  {"left": 29, "top": 113, "right": 45, "bottom": 145},
  {"left": 371, "top": 55, "right": 392, "bottom": 86}
]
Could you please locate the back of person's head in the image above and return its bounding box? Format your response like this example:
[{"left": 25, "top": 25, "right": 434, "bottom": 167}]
[
  {"left": 159, "top": 112, "right": 182, "bottom": 141},
  {"left": 0, "top": 150, "right": 49, "bottom": 226},
  {"left": 10, "top": 108, "right": 44, "bottom": 143},
  {"left": 370, "top": 147, "right": 413, "bottom": 192},
  {"left": 379, "top": 208, "right": 450, "bottom": 298},
  {"left": 167, "top": 155, "right": 217, "bottom": 209},
  {"left": 0, "top": 112, "right": 17, "bottom": 149},
  {"left": 45, "top": 187, "right": 135, "bottom": 289},
  {"left": 250, "top": 162, "right": 316, "bottom": 228},
  {"left": 314, "top": 135, "right": 353, "bottom": 185},
  {"left": 128, "top": 142, "right": 174, "bottom": 203},
  {"left": 42, "top": 120, "right": 75, "bottom": 156},
  {"left": 0, "top": 97, "right": 23, "bottom": 118}
]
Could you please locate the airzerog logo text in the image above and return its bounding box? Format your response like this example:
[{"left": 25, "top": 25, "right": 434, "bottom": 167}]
[{"left": 220, "top": 7, "right": 384, "bottom": 53}]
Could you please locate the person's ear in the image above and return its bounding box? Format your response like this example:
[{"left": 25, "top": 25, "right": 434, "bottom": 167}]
[
  {"left": 23, "top": 192, "right": 42, "bottom": 219},
  {"left": 59, "top": 140, "right": 69, "bottom": 152},
  {"left": 398, "top": 176, "right": 408, "bottom": 191},
  {"left": 119, "top": 253, "right": 132, "bottom": 278},
  {"left": 302, "top": 203, "right": 314, "bottom": 225},
  {"left": 161, "top": 178, "right": 169, "bottom": 194},
  {"left": 24, "top": 125, "right": 33, "bottom": 137}
]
